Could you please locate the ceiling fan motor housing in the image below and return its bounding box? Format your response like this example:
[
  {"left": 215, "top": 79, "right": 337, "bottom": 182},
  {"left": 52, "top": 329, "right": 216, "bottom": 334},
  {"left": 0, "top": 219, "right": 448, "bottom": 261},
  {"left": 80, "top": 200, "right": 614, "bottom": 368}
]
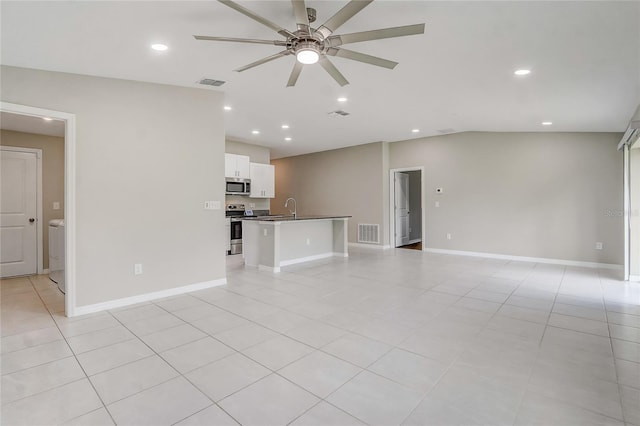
[{"left": 307, "top": 7, "right": 317, "bottom": 23}]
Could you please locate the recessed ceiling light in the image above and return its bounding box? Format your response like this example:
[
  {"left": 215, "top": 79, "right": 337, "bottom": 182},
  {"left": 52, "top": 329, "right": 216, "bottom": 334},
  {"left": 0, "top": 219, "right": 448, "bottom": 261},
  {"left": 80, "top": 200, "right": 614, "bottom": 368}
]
[
  {"left": 281, "top": 124, "right": 290, "bottom": 129},
  {"left": 337, "top": 97, "right": 348, "bottom": 102},
  {"left": 252, "top": 130, "right": 260, "bottom": 135},
  {"left": 412, "top": 129, "right": 420, "bottom": 133},
  {"left": 224, "top": 106, "right": 232, "bottom": 111},
  {"left": 542, "top": 121, "right": 553, "bottom": 126},
  {"left": 285, "top": 137, "right": 292, "bottom": 141},
  {"left": 514, "top": 69, "right": 531, "bottom": 76},
  {"left": 151, "top": 43, "right": 168, "bottom": 51},
  {"left": 42, "top": 117, "right": 53, "bottom": 121}
]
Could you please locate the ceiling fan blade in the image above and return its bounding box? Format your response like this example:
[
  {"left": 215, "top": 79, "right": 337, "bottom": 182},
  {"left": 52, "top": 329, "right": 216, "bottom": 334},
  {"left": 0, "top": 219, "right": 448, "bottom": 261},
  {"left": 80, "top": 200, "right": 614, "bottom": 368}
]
[
  {"left": 291, "top": 0, "right": 310, "bottom": 33},
  {"left": 319, "top": 57, "right": 349, "bottom": 86},
  {"left": 316, "top": 0, "right": 373, "bottom": 39},
  {"left": 194, "top": 35, "right": 288, "bottom": 46},
  {"left": 218, "top": 0, "right": 295, "bottom": 38},
  {"left": 327, "top": 23, "right": 425, "bottom": 47},
  {"left": 287, "top": 62, "right": 304, "bottom": 87},
  {"left": 326, "top": 47, "right": 398, "bottom": 69},
  {"left": 234, "top": 50, "right": 291, "bottom": 72}
]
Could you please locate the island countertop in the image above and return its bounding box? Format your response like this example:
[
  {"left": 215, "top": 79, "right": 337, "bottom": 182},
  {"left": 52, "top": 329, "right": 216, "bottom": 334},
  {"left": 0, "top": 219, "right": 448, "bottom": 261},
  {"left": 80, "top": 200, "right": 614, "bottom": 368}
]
[
  {"left": 243, "top": 215, "right": 351, "bottom": 222},
  {"left": 242, "top": 216, "right": 350, "bottom": 272}
]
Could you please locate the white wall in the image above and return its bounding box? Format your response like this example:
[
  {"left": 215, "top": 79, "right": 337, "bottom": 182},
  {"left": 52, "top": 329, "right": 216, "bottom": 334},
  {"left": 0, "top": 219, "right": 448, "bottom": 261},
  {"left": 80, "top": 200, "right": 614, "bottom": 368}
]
[
  {"left": 1, "top": 66, "right": 226, "bottom": 308},
  {"left": 390, "top": 132, "right": 624, "bottom": 264}
]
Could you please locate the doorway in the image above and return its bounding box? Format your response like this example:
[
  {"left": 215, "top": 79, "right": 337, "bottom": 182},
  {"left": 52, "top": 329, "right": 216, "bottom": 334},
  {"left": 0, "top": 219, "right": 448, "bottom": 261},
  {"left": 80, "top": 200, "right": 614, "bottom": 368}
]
[
  {"left": 1, "top": 102, "right": 77, "bottom": 316},
  {"left": 390, "top": 168, "right": 425, "bottom": 250}
]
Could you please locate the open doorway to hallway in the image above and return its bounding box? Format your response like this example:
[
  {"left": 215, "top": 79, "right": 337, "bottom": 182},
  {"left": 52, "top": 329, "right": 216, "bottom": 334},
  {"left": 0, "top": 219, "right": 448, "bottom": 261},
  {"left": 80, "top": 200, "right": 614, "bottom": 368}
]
[
  {"left": 390, "top": 168, "right": 424, "bottom": 251},
  {"left": 1, "top": 103, "right": 75, "bottom": 316}
]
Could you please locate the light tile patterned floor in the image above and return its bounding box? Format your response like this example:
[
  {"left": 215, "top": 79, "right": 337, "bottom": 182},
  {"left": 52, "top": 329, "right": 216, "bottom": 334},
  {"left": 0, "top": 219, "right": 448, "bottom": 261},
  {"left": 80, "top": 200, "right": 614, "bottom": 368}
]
[{"left": 1, "top": 248, "right": 639, "bottom": 425}]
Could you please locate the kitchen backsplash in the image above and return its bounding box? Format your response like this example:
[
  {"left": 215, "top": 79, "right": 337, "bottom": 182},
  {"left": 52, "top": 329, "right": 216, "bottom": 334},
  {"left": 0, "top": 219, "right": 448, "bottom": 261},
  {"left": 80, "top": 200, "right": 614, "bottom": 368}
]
[{"left": 225, "top": 194, "right": 270, "bottom": 210}]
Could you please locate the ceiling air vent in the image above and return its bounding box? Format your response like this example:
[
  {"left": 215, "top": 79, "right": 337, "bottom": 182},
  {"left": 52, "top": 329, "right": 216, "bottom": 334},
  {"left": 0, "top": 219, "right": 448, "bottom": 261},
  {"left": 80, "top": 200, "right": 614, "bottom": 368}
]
[
  {"left": 198, "top": 78, "right": 226, "bottom": 87},
  {"left": 328, "top": 110, "right": 350, "bottom": 117}
]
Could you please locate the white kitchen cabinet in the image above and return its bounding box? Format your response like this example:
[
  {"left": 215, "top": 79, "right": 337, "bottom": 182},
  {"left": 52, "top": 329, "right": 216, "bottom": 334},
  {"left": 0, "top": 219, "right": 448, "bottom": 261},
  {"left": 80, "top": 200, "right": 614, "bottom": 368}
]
[
  {"left": 249, "top": 162, "right": 275, "bottom": 198},
  {"left": 225, "top": 153, "right": 250, "bottom": 179}
]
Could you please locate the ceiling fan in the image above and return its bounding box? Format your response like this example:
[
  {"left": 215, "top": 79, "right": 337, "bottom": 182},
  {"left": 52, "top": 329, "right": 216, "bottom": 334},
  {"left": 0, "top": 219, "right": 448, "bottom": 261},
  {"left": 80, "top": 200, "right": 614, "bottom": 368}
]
[{"left": 194, "top": 0, "right": 425, "bottom": 87}]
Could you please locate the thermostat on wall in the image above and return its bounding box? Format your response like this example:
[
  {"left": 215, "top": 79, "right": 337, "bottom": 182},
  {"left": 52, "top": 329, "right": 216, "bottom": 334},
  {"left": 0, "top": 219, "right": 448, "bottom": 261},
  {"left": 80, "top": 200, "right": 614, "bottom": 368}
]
[{"left": 435, "top": 187, "right": 443, "bottom": 194}]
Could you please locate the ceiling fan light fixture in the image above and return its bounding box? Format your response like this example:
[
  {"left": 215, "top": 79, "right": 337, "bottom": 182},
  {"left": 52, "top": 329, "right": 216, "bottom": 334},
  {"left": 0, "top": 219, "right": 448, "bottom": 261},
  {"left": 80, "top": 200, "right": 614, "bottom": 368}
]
[{"left": 296, "top": 43, "right": 320, "bottom": 65}]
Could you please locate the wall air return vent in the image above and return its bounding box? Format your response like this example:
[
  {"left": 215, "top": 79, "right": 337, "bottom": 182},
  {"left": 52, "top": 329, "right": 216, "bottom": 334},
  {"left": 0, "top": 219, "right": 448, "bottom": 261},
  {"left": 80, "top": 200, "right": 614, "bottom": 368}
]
[
  {"left": 358, "top": 224, "right": 380, "bottom": 244},
  {"left": 198, "top": 78, "right": 226, "bottom": 87},
  {"left": 328, "top": 110, "right": 350, "bottom": 117}
]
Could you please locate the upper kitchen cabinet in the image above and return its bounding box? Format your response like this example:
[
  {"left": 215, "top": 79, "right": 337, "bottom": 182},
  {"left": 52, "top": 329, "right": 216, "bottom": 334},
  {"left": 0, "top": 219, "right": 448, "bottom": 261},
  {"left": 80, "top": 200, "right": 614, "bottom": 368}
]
[
  {"left": 225, "top": 153, "right": 250, "bottom": 179},
  {"left": 250, "top": 163, "right": 275, "bottom": 198}
]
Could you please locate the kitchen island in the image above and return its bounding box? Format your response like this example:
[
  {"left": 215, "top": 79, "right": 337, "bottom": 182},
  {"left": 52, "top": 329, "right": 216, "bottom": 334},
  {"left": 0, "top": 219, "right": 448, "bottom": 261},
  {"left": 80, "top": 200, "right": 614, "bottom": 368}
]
[{"left": 242, "top": 216, "right": 351, "bottom": 272}]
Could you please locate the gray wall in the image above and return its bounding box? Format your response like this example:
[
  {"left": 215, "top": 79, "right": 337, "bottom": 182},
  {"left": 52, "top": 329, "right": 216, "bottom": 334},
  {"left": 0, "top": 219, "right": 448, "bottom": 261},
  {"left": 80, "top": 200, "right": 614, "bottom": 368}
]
[
  {"left": 390, "top": 132, "right": 623, "bottom": 264},
  {"left": 630, "top": 147, "right": 640, "bottom": 275},
  {"left": 1, "top": 66, "right": 226, "bottom": 307},
  {"left": 272, "top": 142, "right": 387, "bottom": 245},
  {"left": 1, "top": 130, "right": 65, "bottom": 269},
  {"left": 407, "top": 170, "right": 422, "bottom": 242},
  {"left": 225, "top": 139, "right": 271, "bottom": 211}
]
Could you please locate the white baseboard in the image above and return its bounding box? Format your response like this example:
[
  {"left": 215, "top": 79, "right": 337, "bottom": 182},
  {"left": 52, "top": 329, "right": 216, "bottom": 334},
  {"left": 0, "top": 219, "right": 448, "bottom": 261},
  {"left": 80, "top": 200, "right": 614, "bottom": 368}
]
[
  {"left": 349, "top": 243, "right": 391, "bottom": 250},
  {"left": 258, "top": 252, "right": 348, "bottom": 273},
  {"left": 423, "top": 248, "right": 623, "bottom": 270},
  {"left": 629, "top": 274, "right": 640, "bottom": 282},
  {"left": 280, "top": 252, "right": 334, "bottom": 267},
  {"left": 41, "top": 268, "right": 50, "bottom": 274},
  {"left": 71, "top": 278, "right": 227, "bottom": 317},
  {"left": 259, "top": 265, "right": 280, "bottom": 273}
]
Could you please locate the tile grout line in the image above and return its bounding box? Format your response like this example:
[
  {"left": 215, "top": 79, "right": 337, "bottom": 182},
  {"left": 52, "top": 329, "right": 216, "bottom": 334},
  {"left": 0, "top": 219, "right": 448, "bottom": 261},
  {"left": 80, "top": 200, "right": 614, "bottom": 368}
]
[{"left": 24, "top": 275, "right": 119, "bottom": 426}]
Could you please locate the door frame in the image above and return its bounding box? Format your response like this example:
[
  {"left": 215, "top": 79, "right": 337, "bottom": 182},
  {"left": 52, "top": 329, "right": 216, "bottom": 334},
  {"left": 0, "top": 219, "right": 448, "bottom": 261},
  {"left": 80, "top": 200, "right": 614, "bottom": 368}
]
[
  {"left": 1, "top": 102, "right": 77, "bottom": 316},
  {"left": 389, "top": 167, "right": 425, "bottom": 249},
  {"left": 0, "top": 146, "right": 43, "bottom": 276}
]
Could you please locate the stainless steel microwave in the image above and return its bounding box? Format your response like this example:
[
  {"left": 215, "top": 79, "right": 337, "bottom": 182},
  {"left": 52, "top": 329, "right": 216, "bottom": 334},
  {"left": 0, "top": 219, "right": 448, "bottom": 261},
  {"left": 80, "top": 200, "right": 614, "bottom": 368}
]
[{"left": 225, "top": 178, "right": 251, "bottom": 195}]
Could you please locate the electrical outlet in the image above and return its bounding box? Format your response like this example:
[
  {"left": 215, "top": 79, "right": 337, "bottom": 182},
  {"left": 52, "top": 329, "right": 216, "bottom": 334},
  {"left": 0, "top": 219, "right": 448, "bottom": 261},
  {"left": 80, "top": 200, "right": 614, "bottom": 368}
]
[
  {"left": 250, "top": 203, "right": 256, "bottom": 208},
  {"left": 53, "top": 202, "right": 60, "bottom": 210},
  {"left": 446, "top": 233, "right": 452, "bottom": 240},
  {"left": 306, "top": 238, "right": 311, "bottom": 245},
  {"left": 435, "top": 201, "right": 440, "bottom": 208},
  {"left": 134, "top": 264, "right": 143, "bottom": 275},
  {"left": 595, "top": 242, "right": 603, "bottom": 250},
  {"left": 263, "top": 229, "right": 267, "bottom": 236}
]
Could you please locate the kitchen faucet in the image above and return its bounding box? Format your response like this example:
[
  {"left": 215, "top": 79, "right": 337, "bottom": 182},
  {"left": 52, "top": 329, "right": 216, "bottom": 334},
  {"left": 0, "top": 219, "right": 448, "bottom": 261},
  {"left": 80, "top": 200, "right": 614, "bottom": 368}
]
[{"left": 285, "top": 197, "right": 297, "bottom": 219}]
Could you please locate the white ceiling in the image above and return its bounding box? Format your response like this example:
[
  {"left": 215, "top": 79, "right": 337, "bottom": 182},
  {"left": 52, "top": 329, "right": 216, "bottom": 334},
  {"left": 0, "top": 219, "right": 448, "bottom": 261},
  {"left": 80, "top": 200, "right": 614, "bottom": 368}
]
[
  {"left": 1, "top": 1, "right": 639, "bottom": 158},
  {"left": 1, "top": 112, "right": 65, "bottom": 138}
]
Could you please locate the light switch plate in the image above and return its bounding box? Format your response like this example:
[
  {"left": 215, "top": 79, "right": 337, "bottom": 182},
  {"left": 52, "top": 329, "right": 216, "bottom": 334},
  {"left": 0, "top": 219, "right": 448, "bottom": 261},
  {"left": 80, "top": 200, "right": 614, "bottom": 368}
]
[
  {"left": 204, "top": 201, "right": 221, "bottom": 210},
  {"left": 53, "top": 202, "right": 60, "bottom": 210}
]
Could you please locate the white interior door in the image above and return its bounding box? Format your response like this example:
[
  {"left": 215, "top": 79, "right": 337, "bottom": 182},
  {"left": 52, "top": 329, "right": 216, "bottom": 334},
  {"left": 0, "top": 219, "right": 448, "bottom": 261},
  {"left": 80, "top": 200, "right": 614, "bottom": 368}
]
[
  {"left": 1, "top": 149, "right": 38, "bottom": 277},
  {"left": 395, "top": 172, "right": 410, "bottom": 247}
]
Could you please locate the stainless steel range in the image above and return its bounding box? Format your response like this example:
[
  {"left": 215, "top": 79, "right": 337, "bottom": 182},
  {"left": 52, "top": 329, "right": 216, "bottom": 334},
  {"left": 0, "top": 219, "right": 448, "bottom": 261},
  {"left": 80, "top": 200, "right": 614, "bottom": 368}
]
[
  {"left": 225, "top": 204, "right": 268, "bottom": 255},
  {"left": 225, "top": 203, "right": 254, "bottom": 255}
]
